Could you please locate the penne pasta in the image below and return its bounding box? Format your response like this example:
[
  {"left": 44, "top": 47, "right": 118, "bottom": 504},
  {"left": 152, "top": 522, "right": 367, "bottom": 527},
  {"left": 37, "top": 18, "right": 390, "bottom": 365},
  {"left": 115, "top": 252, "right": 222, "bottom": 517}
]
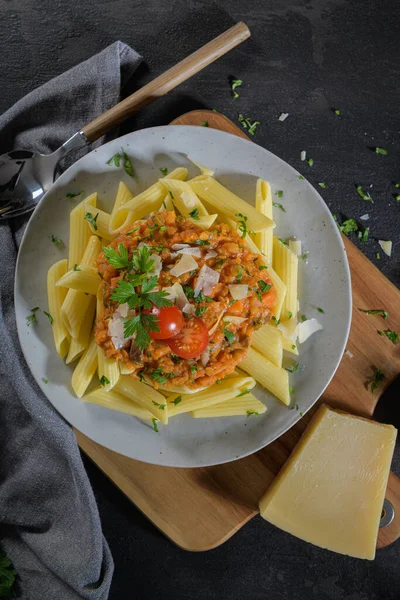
[
  {"left": 68, "top": 193, "right": 97, "bottom": 269},
  {"left": 65, "top": 297, "right": 96, "bottom": 364},
  {"left": 97, "top": 347, "right": 120, "bottom": 391},
  {"left": 160, "top": 179, "right": 209, "bottom": 217},
  {"left": 254, "top": 179, "right": 273, "bottom": 263},
  {"left": 56, "top": 265, "right": 101, "bottom": 296},
  {"left": 109, "top": 181, "right": 134, "bottom": 234},
  {"left": 62, "top": 236, "right": 102, "bottom": 338},
  {"left": 251, "top": 323, "right": 283, "bottom": 367},
  {"left": 159, "top": 193, "right": 174, "bottom": 212},
  {"left": 282, "top": 337, "right": 299, "bottom": 355},
  {"left": 187, "top": 214, "right": 218, "bottom": 229},
  {"left": 47, "top": 259, "right": 70, "bottom": 358},
  {"left": 189, "top": 176, "right": 274, "bottom": 231},
  {"left": 273, "top": 237, "right": 298, "bottom": 322},
  {"left": 120, "top": 363, "right": 135, "bottom": 375},
  {"left": 71, "top": 336, "right": 98, "bottom": 398},
  {"left": 187, "top": 156, "right": 215, "bottom": 176},
  {"left": 83, "top": 387, "right": 153, "bottom": 420},
  {"left": 191, "top": 392, "right": 266, "bottom": 418},
  {"left": 82, "top": 201, "right": 113, "bottom": 241},
  {"left": 115, "top": 376, "right": 169, "bottom": 424},
  {"left": 240, "top": 347, "right": 291, "bottom": 406},
  {"left": 167, "top": 376, "right": 256, "bottom": 417}
]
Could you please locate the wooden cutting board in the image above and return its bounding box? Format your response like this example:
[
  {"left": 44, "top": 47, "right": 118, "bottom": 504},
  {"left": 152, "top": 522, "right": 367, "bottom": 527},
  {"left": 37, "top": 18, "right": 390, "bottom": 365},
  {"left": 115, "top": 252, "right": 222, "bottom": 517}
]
[{"left": 76, "top": 110, "right": 400, "bottom": 552}]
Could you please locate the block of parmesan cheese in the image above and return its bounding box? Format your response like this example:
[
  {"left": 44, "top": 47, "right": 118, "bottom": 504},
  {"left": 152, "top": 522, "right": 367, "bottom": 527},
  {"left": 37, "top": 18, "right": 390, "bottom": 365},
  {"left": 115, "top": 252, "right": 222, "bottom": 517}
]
[{"left": 259, "top": 404, "right": 397, "bottom": 559}]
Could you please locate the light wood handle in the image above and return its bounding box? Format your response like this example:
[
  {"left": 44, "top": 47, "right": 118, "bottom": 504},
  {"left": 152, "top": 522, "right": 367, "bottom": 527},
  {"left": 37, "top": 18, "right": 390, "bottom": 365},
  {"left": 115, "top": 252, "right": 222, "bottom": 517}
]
[{"left": 81, "top": 22, "right": 250, "bottom": 142}]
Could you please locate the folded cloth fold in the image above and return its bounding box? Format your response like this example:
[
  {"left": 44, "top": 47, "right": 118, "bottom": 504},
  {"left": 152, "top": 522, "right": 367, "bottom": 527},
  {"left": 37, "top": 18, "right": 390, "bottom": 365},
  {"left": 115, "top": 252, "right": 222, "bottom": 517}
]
[{"left": 0, "top": 41, "right": 142, "bottom": 600}]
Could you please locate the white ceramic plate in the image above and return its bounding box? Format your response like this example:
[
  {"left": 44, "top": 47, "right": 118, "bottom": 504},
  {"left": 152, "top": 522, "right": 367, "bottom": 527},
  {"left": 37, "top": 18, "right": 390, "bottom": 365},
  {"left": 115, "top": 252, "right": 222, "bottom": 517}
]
[{"left": 15, "top": 126, "right": 351, "bottom": 468}]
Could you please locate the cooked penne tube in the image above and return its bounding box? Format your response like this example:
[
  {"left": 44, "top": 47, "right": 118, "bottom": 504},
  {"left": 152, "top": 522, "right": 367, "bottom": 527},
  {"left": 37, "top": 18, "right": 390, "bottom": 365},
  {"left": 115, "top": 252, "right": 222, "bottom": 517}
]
[
  {"left": 65, "top": 297, "right": 96, "bottom": 364},
  {"left": 254, "top": 179, "right": 273, "bottom": 262},
  {"left": 273, "top": 237, "right": 298, "bottom": 322},
  {"left": 187, "top": 156, "right": 215, "bottom": 176},
  {"left": 159, "top": 193, "right": 174, "bottom": 211},
  {"left": 189, "top": 176, "right": 274, "bottom": 231},
  {"left": 68, "top": 192, "right": 97, "bottom": 268},
  {"left": 82, "top": 201, "right": 113, "bottom": 241},
  {"left": 167, "top": 376, "right": 256, "bottom": 417},
  {"left": 83, "top": 387, "right": 153, "bottom": 420},
  {"left": 97, "top": 348, "right": 120, "bottom": 392},
  {"left": 282, "top": 337, "right": 299, "bottom": 355},
  {"left": 56, "top": 265, "right": 100, "bottom": 295},
  {"left": 115, "top": 376, "right": 169, "bottom": 424},
  {"left": 109, "top": 181, "right": 134, "bottom": 234},
  {"left": 187, "top": 214, "right": 218, "bottom": 229},
  {"left": 251, "top": 323, "right": 283, "bottom": 367},
  {"left": 71, "top": 336, "right": 98, "bottom": 398},
  {"left": 240, "top": 347, "right": 291, "bottom": 406},
  {"left": 191, "top": 392, "right": 266, "bottom": 418},
  {"left": 47, "top": 259, "right": 70, "bottom": 358},
  {"left": 62, "top": 236, "right": 102, "bottom": 338},
  {"left": 160, "top": 179, "right": 209, "bottom": 217},
  {"left": 120, "top": 363, "right": 135, "bottom": 375}
]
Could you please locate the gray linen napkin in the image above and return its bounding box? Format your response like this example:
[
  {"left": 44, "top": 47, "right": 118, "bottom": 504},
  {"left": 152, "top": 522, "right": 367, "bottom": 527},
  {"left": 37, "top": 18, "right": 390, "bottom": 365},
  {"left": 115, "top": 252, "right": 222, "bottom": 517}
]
[{"left": 0, "top": 41, "right": 142, "bottom": 599}]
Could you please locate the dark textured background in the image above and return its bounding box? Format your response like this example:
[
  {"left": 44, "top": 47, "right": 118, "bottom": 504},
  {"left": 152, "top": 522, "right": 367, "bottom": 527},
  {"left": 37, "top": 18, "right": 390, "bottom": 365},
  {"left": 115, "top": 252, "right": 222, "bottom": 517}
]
[{"left": 1, "top": 0, "right": 399, "bottom": 598}]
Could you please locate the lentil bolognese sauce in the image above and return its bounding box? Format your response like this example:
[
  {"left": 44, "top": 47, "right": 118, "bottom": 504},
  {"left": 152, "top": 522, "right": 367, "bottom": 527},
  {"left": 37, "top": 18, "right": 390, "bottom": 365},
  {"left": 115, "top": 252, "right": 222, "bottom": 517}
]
[{"left": 95, "top": 210, "right": 276, "bottom": 391}]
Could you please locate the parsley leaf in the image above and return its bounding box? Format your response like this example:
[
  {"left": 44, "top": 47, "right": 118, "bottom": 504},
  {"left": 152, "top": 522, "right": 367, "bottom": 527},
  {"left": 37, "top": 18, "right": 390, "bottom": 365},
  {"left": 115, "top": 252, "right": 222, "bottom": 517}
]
[
  {"left": 318, "top": 183, "right": 327, "bottom": 189},
  {"left": 286, "top": 362, "right": 299, "bottom": 373},
  {"left": 51, "top": 234, "right": 62, "bottom": 245},
  {"left": 259, "top": 265, "right": 268, "bottom": 271},
  {"left": 183, "top": 285, "right": 195, "bottom": 299},
  {"left": 379, "top": 329, "right": 399, "bottom": 345},
  {"left": 316, "top": 307, "right": 324, "bottom": 314},
  {"left": 238, "top": 114, "right": 260, "bottom": 135},
  {"left": 172, "top": 396, "right": 182, "bottom": 405},
  {"left": 236, "top": 389, "right": 250, "bottom": 398},
  {"left": 307, "top": 158, "right": 314, "bottom": 167},
  {"left": 258, "top": 280, "right": 271, "bottom": 293},
  {"left": 106, "top": 153, "right": 121, "bottom": 167},
  {"left": 359, "top": 309, "right": 388, "bottom": 320},
  {"left": 66, "top": 191, "right": 83, "bottom": 198},
  {"left": 122, "top": 150, "right": 134, "bottom": 177},
  {"left": 272, "top": 202, "right": 286, "bottom": 212},
  {"left": 356, "top": 185, "right": 373, "bottom": 202},
  {"left": 195, "top": 239, "right": 210, "bottom": 246},
  {"left": 160, "top": 167, "right": 168, "bottom": 176},
  {"left": 26, "top": 307, "right": 38, "bottom": 326},
  {"left": 152, "top": 418, "right": 159, "bottom": 432},
  {"left": 223, "top": 328, "right": 235, "bottom": 345},
  {"left": 231, "top": 78, "right": 242, "bottom": 99},
  {"left": 189, "top": 208, "right": 200, "bottom": 220},
  {"left": 375, "top": 147, "right": 388, "bottom": 155},
  {"left": 235, "top": 212, "right": 254, "bottom": 238},
  {"left": 44, "top": 311, "right": 53, "bottom": 324},
  {"left": 100, "top": 376, "right": 110, "bottom": 386},
  {"left": 84, "top": 212, "right": 99, "bottom": 230},
  {"left": 275, "top": 190, "right": 283, "bottom": 198},
  {"left": 246, "top": 410, "right": 259, "bottom": 417},
  {"left": 73, "top": 264, "right": 81, "bottom": 271},
  {"left": 195, "top": 306, "right": 207, "bottom": 317},
  {"left": 148, "top": 369, "right": 172, "bottom": 384},
  {"left": 278, "top": 237, "right": 289, "bottom": 245},
  {"left": 237, "top": 266, "right": 243, "bottom": 283},
  {"left": 358, "top": 227, "right": 369, "bottom": 242},
  {"left": 103, "top": 243, "right": 130, "bottom": 269},
  {"left": 335, "top": 217, "right": 358, "bottom": 235}
]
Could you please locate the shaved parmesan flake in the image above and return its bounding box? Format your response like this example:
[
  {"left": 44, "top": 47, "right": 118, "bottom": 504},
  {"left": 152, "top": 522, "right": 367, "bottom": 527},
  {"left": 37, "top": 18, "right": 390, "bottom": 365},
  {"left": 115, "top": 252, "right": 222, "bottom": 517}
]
[
  {"left": 279, "top": 112, "right": 289, "bottom": 121},
  {"left": 148, "top": 254, "right": 162, "bottom": 278},
  {"left": 298, "top": 318, "right": 323, "bottom": 344},
  {"left": 289, "top": 240, "right": 302, "bottom": 256},
  {"left": 223, "top": 316, "right": 247, "bottom": 325},
  {"left": 194, "top": 265, "right": 220, "bottom": 296},
  {"left": 109, "top": 315, "right": 132, "bottom": 349},
  {"left": 201, "top": 348, "right": 210, "bottom": 367},
  {"left": 360, "top": 214, "right": 370, "bottom": 221},
  {"left": 229, "top": 284, "right": 248, "bottom": 301},
  {"left": 182, "top": 302, "right": 195, "bottom": 315},
  {"left": 172, "top": 243, "right": 189, "bottom": 250},
  {"left": 208, "top": 311, "right": 225, "bottom": 336},
  {"left": 205, "top": 249, "right": 218, "bottom": 259},
  {"left": 170, "top": 254, "right": 199, "bottom": 277},
  {"left": 117, "top": 302, "right": 129, "bottom": 318},
  {"left": 176, "top": 247, "right": 202, "bottom": 258},
  {"left": 378, "top": 240, "right": 392, "bottom": 257},
  {"left": 163, "top": 283, "right": 189, "bottom": 309},
  {"left": 278, "top": 320, "right": 298, "bottom": 341},
  {"left": 345, "top": 350, "right": 354, "bottom": 358},
  {"left": 301, "top": 150, "right": 306, "bottom": 161}
]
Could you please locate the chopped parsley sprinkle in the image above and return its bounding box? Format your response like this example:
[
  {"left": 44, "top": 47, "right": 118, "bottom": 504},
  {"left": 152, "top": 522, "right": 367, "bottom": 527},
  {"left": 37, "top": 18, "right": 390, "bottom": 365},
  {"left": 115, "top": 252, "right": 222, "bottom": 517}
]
[
  {"left": 278, "top": 237, "right": 289, "bottom": 245},
  {"left": 289, "top": 386, "right": 294, "bottom": 394},
  {"left": 159, "top": 225, "right": 167, "bottom": 233},
  {"left": 271, "top": 316, "right": 280, "bottom": 326},
  {"left": 298, "top": 175, "right": 305, "bottom": 180},
  {"left": 246, "top": 410, "right": 259, "bottom": 417},
  {"left": 231, "top": 79, "right": 242, "bottom": 99},
  {"left": 84, "top": 212, "right": 99, "bottom": 231},
  {"left": 272, "top": 202, "right": 286, "bottom": 212},
  {"left": 190, "top": 365, "right": 197, "bottom": 375},
  {"left": 307, "top": 158, "right": 314, "bottom": 167},
  {"left": 395, "top": 194, "right": 400, "bottom": 201},
  {"left": 100, "top": 376, "right": 110, "bottom": 386},
  {"left": 189, "top": 208, "right": 200, "bottom": 220},
  {"left": 259, "top": 265, "right": 268, "bottom": 271},
  {"left": 195, "top": 306, "right": 207, "bottom": 317},
  {"left": 291, "top": 344, "right": 296, "bottom": 350},
  {"left": 148, "top": 369, "right": 172, "bottom": 384},
  {"left": 316, "top": 307, "right": 324, "bottom": 314},
  {"left": 376, "top": 252, "right": 381, "bottom": 259},
  {"left": 26, "top": 308, "right": 38, "bottom": 326},
  {"left": 288, "top": 311, "right": 293, "bottom": 319},
  {"left": 375, "top": 147, "right": 388, "bottom": 155},
  {"left": 258, "top": 280, "right": 271, "bottom": 294},
  {"left": 359, "top": 309, "right": 388, "bottom": 319},
  {"left": 202, "top": 121, "right": 209, "bottom": 127},
  {"left": 152, "top": 418, "right": 159, "bottom": 432},
  {"left": 370, "top": 369, "right": 385, "bottom": 393},
  {"left": 51, "top": 234, "right": 62, "bottom": 245},
  {"left": 356, "top": 185, "right": 373, "bottom": 202},
  {"left": 300, "top": 253, "right": 308, "bottom": 261},
  {"left": 169, "top": 191, "right": 174, "bottom": 200},
  {"left": 237, "top": 266, "right": 243, "bottom": 283},
  {"left": 126, "top": 226, "right": 140, "bottom": 235},
  {"left": 238, "top": 114, "right": 260, "bottom": 136},
  {"left": 235, "top": 213, "right": 254, "bottom": 238},
  {"left": 318, "top": 183, "right": 327, "bottom": 189},
  {"left": 172, "top": 396, "right": 182, "bottom": 406},
  {"left": 106, "top": 153, "right": 121, "bottom": 167},
  {"left": 275, "top": 190, "right": 283, "bottom": 198},
  {"left": 160, "top": 167, "right": 168, "bottom": 176},
  {"left": 395, "top": 183, "right": 400, "bottom": 188},
  {"left": 286, "top": 362, "right": 299, "bottom": 373},
  {"left": 358, "top": 227, "right": 369, "bottom": 242},
  {"left": 236, "top": 389, "right": 250, "bottom": 398},
  {"left": 66, "top": 191, "right": 83, "bottom": 198},
  {"left": 122, "top": 150, "right": 134, "bottom": 177},
  {"left": 44, "top": 311, "right": 53, "bottom": 324},
  {"left": 73, "top": 264, "right": 81, "bottom": 271},
  {"left": 152, "top": 401, "right": 166, "bottom": 410},
  {"left": 301, "top": 314, "right": 307, "bottom": 322},
  {"left": 333, "top": 108, "right": 340, "bottom": 116},
  {"left": 195, "top": 239, "right": 210, "bottom": 246},
  {"left": 223, "top": 328, "right": 235, "bottom": 345},
  {"left": 379, "top": 329, "right": 399, "bottom": 345},
  {"left": 43, "top": 378, "right": 49, "bottom": 384},
  {"left": 334, "top": 217, "right": 358, "bottom": 235}
]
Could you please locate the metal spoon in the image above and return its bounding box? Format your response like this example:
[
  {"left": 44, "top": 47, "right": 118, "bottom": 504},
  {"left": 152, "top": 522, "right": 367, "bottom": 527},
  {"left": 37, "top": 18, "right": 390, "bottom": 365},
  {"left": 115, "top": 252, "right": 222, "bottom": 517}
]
[{"left": 0, "top": 23, "right": 250, "bottom": 220}]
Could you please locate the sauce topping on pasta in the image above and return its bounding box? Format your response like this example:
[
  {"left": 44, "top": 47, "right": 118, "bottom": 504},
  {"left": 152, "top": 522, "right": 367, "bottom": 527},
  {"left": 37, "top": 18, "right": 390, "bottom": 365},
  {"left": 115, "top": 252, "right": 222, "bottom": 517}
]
[{"left": 95, "top": 210, "right": 276, "bottom": 390}]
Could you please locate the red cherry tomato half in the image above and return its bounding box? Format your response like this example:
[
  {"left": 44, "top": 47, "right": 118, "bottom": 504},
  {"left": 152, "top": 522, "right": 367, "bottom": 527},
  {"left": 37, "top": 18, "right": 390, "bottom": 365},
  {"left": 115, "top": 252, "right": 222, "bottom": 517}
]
[
  {"left": 144, "top": 305, "right": 184, "bottom": 340},
  {"left": 166, "top": 316, "right": 209, "bottom": 359}
]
